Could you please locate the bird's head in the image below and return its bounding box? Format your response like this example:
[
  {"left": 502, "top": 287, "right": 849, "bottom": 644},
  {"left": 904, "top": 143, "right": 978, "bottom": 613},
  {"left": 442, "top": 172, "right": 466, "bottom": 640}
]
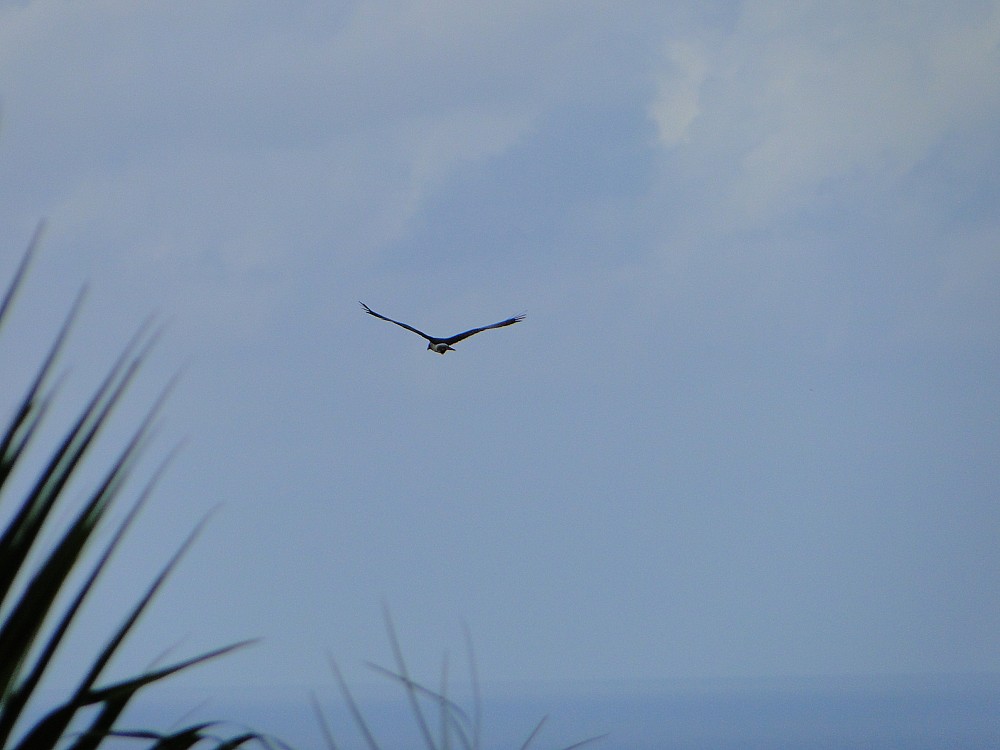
[{"left": 428, "top": 342, "right": 454, "bottom": 354}]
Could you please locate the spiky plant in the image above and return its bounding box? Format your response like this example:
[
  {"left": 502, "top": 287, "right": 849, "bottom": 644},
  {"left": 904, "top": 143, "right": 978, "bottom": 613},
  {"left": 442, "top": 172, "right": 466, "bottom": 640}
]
[
  {"left": 312, "top": 605, "right": 606, "bottom": 750},
  {"left": 0, "top": 225, "right": 278, "bottom": 750}
]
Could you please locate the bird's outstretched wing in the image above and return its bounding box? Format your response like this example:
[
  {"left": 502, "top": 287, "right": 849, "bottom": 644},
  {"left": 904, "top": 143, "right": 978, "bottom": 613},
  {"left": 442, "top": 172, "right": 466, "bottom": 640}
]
[
  {"left": 441, "top": 313, "right": 525, "bottom": 345},
  {"left": 359, "top": 302, "right": 434, "bottom": 342}
]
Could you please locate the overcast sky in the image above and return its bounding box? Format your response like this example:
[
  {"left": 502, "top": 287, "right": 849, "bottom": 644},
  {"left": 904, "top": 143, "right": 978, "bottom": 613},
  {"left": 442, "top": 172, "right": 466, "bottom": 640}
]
[{"left": 1, "top": 0, "right": 999, "bottom": 701}]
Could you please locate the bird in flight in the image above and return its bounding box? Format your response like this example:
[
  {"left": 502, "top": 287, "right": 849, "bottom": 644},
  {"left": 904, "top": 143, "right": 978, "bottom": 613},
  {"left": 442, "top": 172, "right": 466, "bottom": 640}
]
[{"left": 360, "top": 302, "right": 524, "bottom": 354}]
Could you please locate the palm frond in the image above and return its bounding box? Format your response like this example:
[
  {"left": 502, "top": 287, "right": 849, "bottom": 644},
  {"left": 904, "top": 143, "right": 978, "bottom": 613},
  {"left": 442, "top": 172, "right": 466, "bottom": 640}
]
[{"left": 1, "top": 231, "right": 271, "bottom": 749}]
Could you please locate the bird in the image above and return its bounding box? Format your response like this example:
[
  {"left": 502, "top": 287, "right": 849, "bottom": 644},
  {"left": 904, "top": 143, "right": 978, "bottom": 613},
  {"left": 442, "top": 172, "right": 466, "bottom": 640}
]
[{"left": 360, "top": 302, "right": 524, "bottom": 354}]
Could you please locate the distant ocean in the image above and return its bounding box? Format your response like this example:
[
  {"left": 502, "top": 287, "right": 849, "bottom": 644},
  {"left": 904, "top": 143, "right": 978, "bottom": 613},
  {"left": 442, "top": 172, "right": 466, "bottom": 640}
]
[{"left": 34, "top": 673, "right": 1000, "bottom": 749}]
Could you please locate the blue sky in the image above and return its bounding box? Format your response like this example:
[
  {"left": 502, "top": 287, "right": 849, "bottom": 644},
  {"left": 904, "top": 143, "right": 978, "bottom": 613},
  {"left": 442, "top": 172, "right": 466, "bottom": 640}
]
[{"left": 1, "top": 0, "right": 998, "bottom": 701}]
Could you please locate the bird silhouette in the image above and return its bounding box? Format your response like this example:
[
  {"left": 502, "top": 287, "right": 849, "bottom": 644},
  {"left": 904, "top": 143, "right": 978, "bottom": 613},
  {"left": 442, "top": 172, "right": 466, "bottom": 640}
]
[{"left": 360, "top": 302, "right": 524, "bottom": 354}]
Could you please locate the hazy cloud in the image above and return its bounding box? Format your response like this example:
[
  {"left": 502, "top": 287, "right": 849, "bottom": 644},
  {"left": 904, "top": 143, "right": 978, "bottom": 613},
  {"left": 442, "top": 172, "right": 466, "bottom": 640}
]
[
  {"left": 652, "top": 0, "right": 1000, "bottom": 224},
  {"left": 1, "top": 0, "right": 998, "bottom": 695}
]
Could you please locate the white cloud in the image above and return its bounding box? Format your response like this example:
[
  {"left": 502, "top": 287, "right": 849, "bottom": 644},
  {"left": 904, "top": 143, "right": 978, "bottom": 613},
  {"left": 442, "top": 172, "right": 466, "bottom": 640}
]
[
  {"left": 3, "top": 1, "right": 999, "bottom": 694},
  {"left": 652, "top": 0, "right": 1000, "bottom": 225},
  {"left": 649, "top": 40, "right": 708, "bottom": 146},
  {"left": 0, "top": 0, "right": 639, "bottom": 269},
  {"left": 0, "top": 0, "right": 559, "bottom": 344}
]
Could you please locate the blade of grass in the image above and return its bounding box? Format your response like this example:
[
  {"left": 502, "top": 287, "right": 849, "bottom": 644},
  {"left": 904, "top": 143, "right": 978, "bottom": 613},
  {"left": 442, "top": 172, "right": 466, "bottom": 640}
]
[
  {"left": 555, "top": 734, "right": 609, "bottom": 750},
  {"left": 99, "top": 726, "right": 210, "bottom": 744},
  {"left": 310, "top": 691, "right": 341, "bottom": 750},
  {"left": 327, "top": 655, "right": 380, "bottom": 750},
  {"left": 0, "top": 221, "right": 44, "bottom": 329},
  {"left": 381, "top": 603, "right": 437, "bottom": 750},
  {"left": 105, "top": 721, "right": 288, "bottom": 750},
  {"left": 210, "top": 730, "right": 279, "bottom": 750},
  {"left": 64, "top": 689, "right": 134, "bottom": 750},
  {"left": 3, "top": 236, "right": 269, "bottom": 750},
  {"left": 0, "top": 374, "right": 64, "bottom": 500},
  {"left": 16, "top": 640, "right": 255, "bottom": 750},
  {"left": 0, "top": 287, "right": 83, "bottom": 495},
  {"left": 0, "top": 317, "right": 156, "bottom": 606},
  {"left": 0, "top": 449, "right": 176, "bottom": 745},
  {"left": 0, "top": 402, "right": 157, "bottom": 677},
  {"left": 78, "top": 514, "right": 238, "bottom": 695},
  {"left": 439, "top": 652, "right": 450, "bottom": 750},
  {"left": 10, "top": 512, "right": 236, "bottom": 749},
  {"left": 364, "top": 661, "right": 472, "bottom": 739},
  {"left": 0, "top": 371, "right": 173, "bottom": 715},
  {"left": 85, "top": 717, "right": 269, "bottom": 750},
  {"left": 519, "top": 716, "right": 547, "bottom": 750},
  {"left": 463, "top": 624, "right": 481, "bottom": 750}
]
